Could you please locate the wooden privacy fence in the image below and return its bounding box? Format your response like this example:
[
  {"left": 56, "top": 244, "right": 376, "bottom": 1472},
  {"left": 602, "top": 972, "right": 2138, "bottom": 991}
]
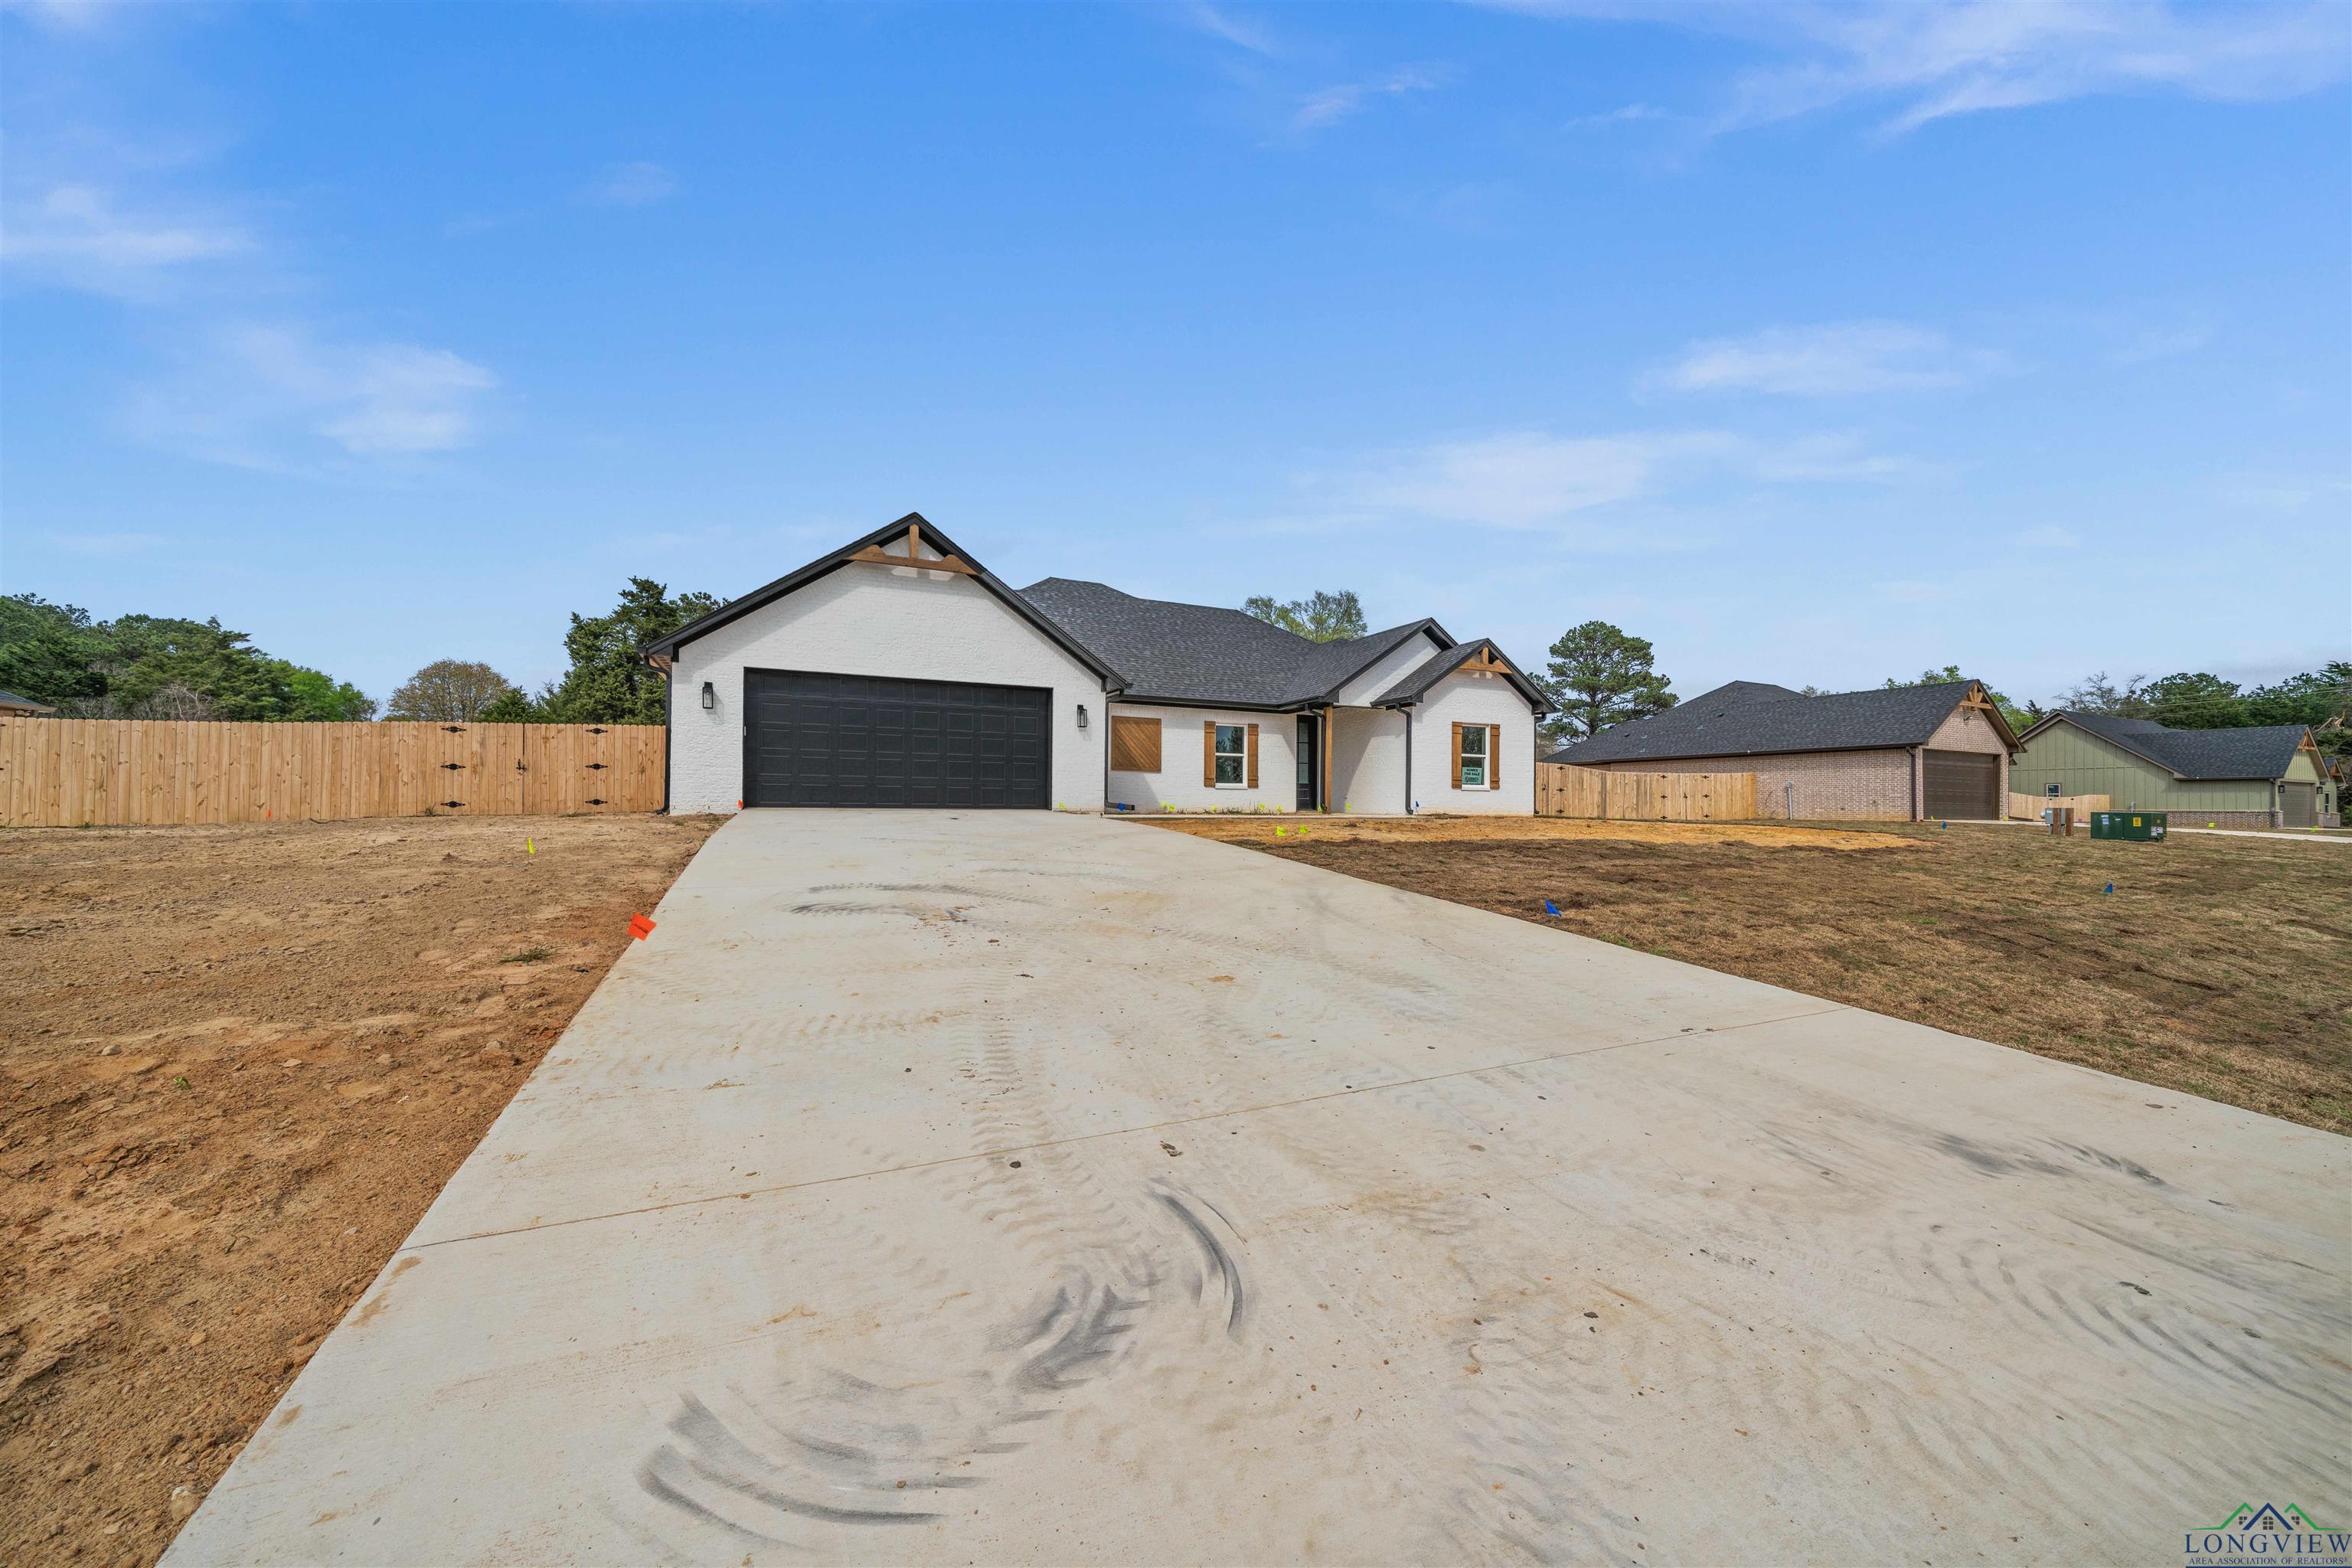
[
  {"left": 2008, "top": 791, "right": 2110, "bottom": 822},
  {"left": 1535, "top": 763, "right": 1756, "bottom": 822},
  {"left": 0, "top": 719, "right": 665, "bottom": 828}
]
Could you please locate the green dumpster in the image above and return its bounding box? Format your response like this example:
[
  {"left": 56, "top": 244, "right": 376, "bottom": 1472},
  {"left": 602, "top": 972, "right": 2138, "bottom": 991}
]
[{"left": 2090, "top": 811, "right": 2166, "bottom": 842}]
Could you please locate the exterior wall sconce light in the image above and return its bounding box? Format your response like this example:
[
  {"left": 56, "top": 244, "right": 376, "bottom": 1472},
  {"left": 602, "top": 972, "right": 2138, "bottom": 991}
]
[
  {"left": 1076, "top": 703, "right": 1089, "bottom": 729},
  {"left": 701, "top": 681, "right": 715, "bottom": 711}
]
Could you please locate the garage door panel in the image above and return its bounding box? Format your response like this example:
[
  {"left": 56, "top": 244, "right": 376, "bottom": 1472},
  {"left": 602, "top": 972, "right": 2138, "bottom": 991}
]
[
  {"left": 744, "top": 670, "right": 1050, "bottom": 809},
  {"left": 1923, "top": 749, "right": 1999, "bottom": 820}
]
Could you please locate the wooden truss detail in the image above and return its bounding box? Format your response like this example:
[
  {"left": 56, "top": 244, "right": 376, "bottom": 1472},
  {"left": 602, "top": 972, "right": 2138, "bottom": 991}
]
[
  {"left": 848, "top": 521, "right": 979, "bottom": 577},
  {"left": 1462, "top": 645, "right": 1513, "bottom": 675}
]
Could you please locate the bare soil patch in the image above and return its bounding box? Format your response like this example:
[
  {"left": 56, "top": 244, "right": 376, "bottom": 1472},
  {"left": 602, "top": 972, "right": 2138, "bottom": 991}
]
[
  {"left": 1148, "top": 815, "right": 2352, "bottom": 1135},
  {"left": 0, "top": 812, "right": 719, "bottom": 1566}
]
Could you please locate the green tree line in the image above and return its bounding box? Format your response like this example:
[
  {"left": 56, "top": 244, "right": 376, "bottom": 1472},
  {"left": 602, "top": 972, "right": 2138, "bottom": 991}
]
[{"left": 0, "top": 594, "right": 376, "bottom": 720}]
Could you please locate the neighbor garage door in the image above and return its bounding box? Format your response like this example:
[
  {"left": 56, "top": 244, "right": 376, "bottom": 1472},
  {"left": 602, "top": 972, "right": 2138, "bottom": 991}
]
[
  {"left": 1922, "top": 750, "right": 2000, "bottom": 820},
  {"left": 2281, "top": 782, "right": 2317, "bottom": 827},
  {"left": 743, "top": 670, "right": 1050, "bottom": 808}
]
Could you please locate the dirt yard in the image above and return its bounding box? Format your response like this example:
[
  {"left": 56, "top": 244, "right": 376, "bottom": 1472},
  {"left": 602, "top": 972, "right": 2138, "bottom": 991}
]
[
  {"left": 1148, "top": 815, "right": 2352, "bottom": 1136},
  {"left": 0, "top": 812, "right": 719, "bottom": 1566}
]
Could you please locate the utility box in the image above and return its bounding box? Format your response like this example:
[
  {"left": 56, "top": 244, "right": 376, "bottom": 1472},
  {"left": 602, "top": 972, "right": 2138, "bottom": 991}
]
[{"left": 2090, "top": 811, "right": 2166, "bottom": 842}]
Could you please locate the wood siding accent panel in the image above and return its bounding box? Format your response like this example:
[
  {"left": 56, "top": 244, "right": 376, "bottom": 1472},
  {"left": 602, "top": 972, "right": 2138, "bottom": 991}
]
[
  {"left": 1109, "top": 715, "right": 1161, "bottom": 773},
  {"left": 0, "top": 720, "right": 665, "bottom": 827},
  {"left": 1246, "top": 724, "right": 1259, "bottom": 789},
  {"left": 1202, "top": 721, "right": 1217, "bottom": 787},
  {"left": 1451, "top": 721, "right": 1464, "bottom": 789}
]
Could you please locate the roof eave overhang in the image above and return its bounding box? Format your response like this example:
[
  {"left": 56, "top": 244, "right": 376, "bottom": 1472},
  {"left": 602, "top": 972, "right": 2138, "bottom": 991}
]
[
  {"left": 1553, "top": 739, "right": 1945, "bottom": 766},
  {"left": 1113, "top": 693, "right": 1313, "bottom": 713}
]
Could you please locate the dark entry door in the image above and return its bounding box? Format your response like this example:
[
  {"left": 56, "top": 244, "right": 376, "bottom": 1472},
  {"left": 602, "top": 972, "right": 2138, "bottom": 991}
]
[
  {"left": 743, "top": 670, "right": 1050, "bottom": 808},
  {"left": 1296, "top": 714, "right": 1318, "bottom": 811},
  {"left": 1922, "top": 750, "right": 1999, "bottom": 820}
]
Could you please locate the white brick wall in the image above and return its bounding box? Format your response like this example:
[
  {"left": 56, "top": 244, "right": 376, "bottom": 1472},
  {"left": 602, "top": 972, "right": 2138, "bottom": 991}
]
[
  {"left": 667, "top": 564, "right": 1107, "bottom": 814},
  {"left": 1329, "top": 632, "right": 1446, "bottom": 707},
  {"left": 1330, "top": 707, "right": 1406, "bottom": 814},
  {"left": 1410, "top": 671, "right": 1537, "bottom": 815},
  {"left": 1107, "top": 704, "right": 1298, "bottom": 813}
]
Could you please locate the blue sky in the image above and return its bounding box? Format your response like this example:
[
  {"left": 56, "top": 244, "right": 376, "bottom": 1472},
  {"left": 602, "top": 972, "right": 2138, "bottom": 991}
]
[{"left": 4, "top": 1, "right": 2347, "bottom": 708}]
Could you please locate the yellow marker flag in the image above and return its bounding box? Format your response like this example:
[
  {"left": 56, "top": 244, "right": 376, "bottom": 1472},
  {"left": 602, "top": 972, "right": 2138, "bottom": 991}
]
[{"left": 526, "top": 838, "right": 535, "bottom": 855}]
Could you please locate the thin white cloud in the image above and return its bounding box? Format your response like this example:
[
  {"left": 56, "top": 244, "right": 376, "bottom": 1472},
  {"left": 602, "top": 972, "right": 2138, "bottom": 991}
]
[
  {"left": 0, "top": 0, "right": 119, "bottom": 34},
  {"left": 1491, "top": 2, "right": 2352, "bottom": 136},
  {"left": 1648, "top": 322, "right": 2004, "bottom": 397},
  {"left": 0, "top": 184, "right": 250, "bottom": 300},
  {"left": 127, "top": 323, "right": 498, "bottom": 469},
  {"left": 584, "top": 160, "right": 678, "bottom": 206},
  {"left": 2216, "top": 474, "right": 2352, "bottom": 511},
  {"left": 1567, "top": 102, "right": 1668, "bottom": 129},
  {"left": 32, "top": 529, "right": 168, "bottom": 559},
  {"left": 1292, "top": 66, "right": 1449, "bottom": 131},
  {"left": 1873, "top": 579, "right": 1959, "bottom": 604},
  {"left": 2015, "top": 525, "right": 2082, "bottom": 550},
  {"left": 1315, "top": 425, "right": 1915, "bottom": 530},
  {"left": 1175, "top": 2, "right": 1277, "bottom": 57},
  {"left": 2112, "top": 321, "right": 2215, "bottom": 364}
]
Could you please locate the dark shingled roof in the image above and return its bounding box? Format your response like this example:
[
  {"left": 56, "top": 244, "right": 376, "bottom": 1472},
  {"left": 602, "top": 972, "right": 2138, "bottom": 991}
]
[
  {"left": 2043, "top": 712, "right": 2314, "bottom": 781},
  {"left": 642, "top": 514, "right": 1545, "bottom": 713},
  {"left": 1546, "top": 679, "right": 1991, "bottom": 765},
  {"left": 0, "top": 686, "right": 56, "bottom": 712},
  {"left": 1019, "top": 577, "right": 1467, "bottom": 708}
]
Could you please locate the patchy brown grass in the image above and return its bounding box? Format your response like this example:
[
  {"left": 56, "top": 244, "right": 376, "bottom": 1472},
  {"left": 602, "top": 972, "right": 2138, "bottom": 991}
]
[
  {"left": 1148, "top": 815, "right": 2352, "bottom": 1136},
  {"left": 0, "top": 812, "right": 720, "bottom": 1567}
]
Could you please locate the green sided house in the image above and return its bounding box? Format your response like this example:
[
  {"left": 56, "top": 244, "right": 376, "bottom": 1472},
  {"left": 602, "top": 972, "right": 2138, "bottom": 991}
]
[{"left": 2011, "top": 712, "right": 2337, "bottom": 829}]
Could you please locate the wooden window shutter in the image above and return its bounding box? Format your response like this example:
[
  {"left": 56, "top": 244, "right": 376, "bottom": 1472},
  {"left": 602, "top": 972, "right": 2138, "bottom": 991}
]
[
  {"left": 1246, "top": 724, "right": 1259, "bottom": 788},
  {"left": 1203, "top": 720, "right": 1216, "bottom": 786},
  {"left": 1451, "top": 721, "right": 1464, "bottom": 789},
  {"left": 1110, "top": 715, "right": 1161, "bottom": 773},
  {"left": 1490, "top": 725, "right": 1502, "bottom": 790}
]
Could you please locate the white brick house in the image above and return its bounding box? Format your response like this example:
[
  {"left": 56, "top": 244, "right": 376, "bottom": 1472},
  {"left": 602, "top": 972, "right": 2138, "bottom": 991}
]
[{"left": 644, "top": 514, "right": 1551, "bottom": 816}]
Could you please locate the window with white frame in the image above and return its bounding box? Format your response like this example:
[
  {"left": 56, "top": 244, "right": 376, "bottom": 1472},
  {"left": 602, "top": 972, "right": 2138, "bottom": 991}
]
[
  {"left": 1459, "top": 724, "right": 1488, "bottom": 789},
  {"left": 1214, "top": 724, "right": 1246, "bottom": 786}
]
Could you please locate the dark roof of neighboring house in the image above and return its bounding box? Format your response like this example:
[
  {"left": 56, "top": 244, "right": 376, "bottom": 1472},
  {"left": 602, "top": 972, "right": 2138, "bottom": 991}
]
[
  {"left": 639, "top": 513, "right": 1120, "bottom": 682},
  {"left": 1019, "top": 578, "right": 1540, "bottom": 711},
  {"left": 0, "top": 687, "right": 56, "bottom": 714},
  {"left": 1371, "top": 638, "right": 1553, "bottom": 713},
  {"left": 2020, "top": 710, "right": 2315, "bottom": 781},
  {"left": 1546, "top": 678, "right": 2004, "bottom": 765}
]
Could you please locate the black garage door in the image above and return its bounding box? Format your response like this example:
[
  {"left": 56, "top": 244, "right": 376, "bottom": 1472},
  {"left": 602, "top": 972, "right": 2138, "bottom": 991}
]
[
  {"left": 743, "top": 670, "right": 1050, "bottom": 808},
  {"left": 1922, "top": 750, "right": 1999, "bottom": 820}
]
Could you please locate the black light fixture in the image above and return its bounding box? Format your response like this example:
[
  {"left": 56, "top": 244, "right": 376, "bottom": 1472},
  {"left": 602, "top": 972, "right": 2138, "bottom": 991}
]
[
  {"left": 701, "top": 681, "right": 715, "bottom": 711},
  {"left": 1076, "top": 702, "right": 1089, "bottom": 729}
]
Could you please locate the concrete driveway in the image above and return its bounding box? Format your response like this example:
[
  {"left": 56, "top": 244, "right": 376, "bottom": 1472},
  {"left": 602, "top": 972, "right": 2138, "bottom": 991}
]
[{"left": 167, "top": 810, "right": 2349, "bottom": 1566}]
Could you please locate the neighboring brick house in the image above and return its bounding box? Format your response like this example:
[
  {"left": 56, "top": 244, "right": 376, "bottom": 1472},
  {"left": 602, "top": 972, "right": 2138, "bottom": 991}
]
[{"left": 1544, "top": 679, "right": 2019, "bottom": 821}]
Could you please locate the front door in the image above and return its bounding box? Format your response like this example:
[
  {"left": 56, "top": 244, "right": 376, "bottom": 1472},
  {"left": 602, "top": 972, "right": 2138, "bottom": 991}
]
[{"left": 1296, "top": 714, "right": 1318, "bottom": 811}]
